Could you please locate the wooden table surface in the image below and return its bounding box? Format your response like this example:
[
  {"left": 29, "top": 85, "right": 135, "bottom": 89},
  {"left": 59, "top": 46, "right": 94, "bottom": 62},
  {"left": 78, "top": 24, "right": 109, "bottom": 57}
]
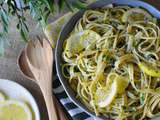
[{"left": 0, "top": 0, "right": 160, "bottom": 120}]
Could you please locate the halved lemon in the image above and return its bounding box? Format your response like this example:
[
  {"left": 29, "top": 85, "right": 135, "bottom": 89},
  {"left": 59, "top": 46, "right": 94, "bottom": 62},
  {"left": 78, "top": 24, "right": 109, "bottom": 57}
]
[
  {"left": 122, "top": 8, "right": 152, "bottom": 23},
  {"left": 65, "top": 30, "right": 101, "bottom": 57},
  {"left": 0, "top": 100, "right": 32, "bottom": 120},
  {"left": 96, "top": 73, "right": 129, "bottom": 108},
  {"left": 0, "top": 92, "right": 5, "bottom": 101}
]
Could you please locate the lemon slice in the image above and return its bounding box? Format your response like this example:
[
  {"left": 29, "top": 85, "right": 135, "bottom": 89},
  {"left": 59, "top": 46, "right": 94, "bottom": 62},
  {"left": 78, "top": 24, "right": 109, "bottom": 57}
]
[
  {"left": 0, "top": 92, "right": 5, "bottom": 101},
  {"left": 96, "top": 73, "right": 129, "bottom": 108},
  {"left": 65, "top": 30, "right": 101, "bottom": 57},
  {"left": 138, "top": 62, "right": 160, "bottom": 77},
  {"left": 122, "top": 8, "right": 152, "bottom": 23},
  {"left": 106, "top": 73, "right": 129, "bottom": 94},
  {"left": 0, "top": 100, "right": 32, "bottom": 120},
  {"left": 97, "top": 80, "right": 118, "bottom": 108},
  {"left": 115, "top": 75, "right": 129, "bottom": 94}
]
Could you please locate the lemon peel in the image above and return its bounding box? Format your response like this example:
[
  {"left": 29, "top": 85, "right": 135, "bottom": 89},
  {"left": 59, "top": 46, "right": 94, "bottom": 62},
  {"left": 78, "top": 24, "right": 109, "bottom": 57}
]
[
  {"left": 65, "top": 30, "right": 101, "bottom": 57},
  {"left": 96, "top": 73, "right": 129, "bottom": 108},
  {"left": 138, "top": 62, "right": 160, "bottom": 77}
]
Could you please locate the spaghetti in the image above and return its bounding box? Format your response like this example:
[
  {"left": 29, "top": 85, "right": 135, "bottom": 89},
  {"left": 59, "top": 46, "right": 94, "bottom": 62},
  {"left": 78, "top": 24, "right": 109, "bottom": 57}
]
[{"left": 62, "top": 6, "right": 160, "bottom": 120}]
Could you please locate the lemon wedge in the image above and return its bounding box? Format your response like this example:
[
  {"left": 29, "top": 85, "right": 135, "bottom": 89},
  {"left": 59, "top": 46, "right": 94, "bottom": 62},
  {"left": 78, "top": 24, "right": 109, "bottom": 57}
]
[
  {"left": 96, "top": 80, "right": 118, "bottom": 108},
  {"left": 0, "top": 92, "right": 5, "bottom": 101},
  {"left": 0, "top": 100, "right": 32, "bottom": 120},
  {"left": 115, "top": 75, "right": 129, "bottom": 94},
  {"left": 96, "top": 73, "right": 129, "bottom": 108},
  {"left": 138, "top": 62, "right": 160, "bottom": 77},
  {"left": 65, "top": 30, "right": 101, "bottom": 57},
  {"left": 122, "top": 8, "right": 152, "bottom": 23}
]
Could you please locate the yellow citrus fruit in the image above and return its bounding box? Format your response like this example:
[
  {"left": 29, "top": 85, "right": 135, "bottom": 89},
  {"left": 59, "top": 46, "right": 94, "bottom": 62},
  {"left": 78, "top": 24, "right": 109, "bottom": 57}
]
[
  {"left": 65, "top": 30, "right": 101, "bottom": 57},
  {"left": 138, "top": 62, "right": 160, "bottom": 77},
  {"left": 96, "top": 73, "right": 129, "bottom": 108},
  {"left": 0, "top": 100, "right": 32, "bottom": 120}
]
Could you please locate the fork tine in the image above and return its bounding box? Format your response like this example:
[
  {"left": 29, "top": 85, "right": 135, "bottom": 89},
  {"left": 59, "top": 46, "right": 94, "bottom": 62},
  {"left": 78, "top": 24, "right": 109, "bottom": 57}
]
[
  {"left": 32, "top": 36, "right": 42, "bottom": 48},
  {"left": 43, "top": 38, "right": 52, "bottom": 48},
  {"left": 25, "top": 39, "right": 40, "bottom": 69},
  {"left": 27, "top": 39, "right": 35, "bottom": 49},
  {"left": 43, "top": 38, "right": 53, "bottom": 58},
  {"left": 36, "top": 35, "right": 43, "bottom": 47},
  {"left": 29, "top": 36, "right": 36, "bottom": 47},
  {"left": 43, "top": 38, "right": 51, "bottom": 48},
  {"left": 42, "top": 38, "right": 54, "bottom": 64}
]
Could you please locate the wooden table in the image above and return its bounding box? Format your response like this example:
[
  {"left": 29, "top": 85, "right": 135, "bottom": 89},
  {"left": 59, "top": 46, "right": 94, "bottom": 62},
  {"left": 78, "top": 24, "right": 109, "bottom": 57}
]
[{"left": 0, "top": 0, "right": 160, "bottom": 120}]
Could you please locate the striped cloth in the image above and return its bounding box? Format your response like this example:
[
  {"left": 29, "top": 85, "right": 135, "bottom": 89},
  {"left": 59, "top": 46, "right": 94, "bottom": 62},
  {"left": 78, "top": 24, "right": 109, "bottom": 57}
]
[{"left": 52, "top": 64, "right": 102, "bottom": 120}]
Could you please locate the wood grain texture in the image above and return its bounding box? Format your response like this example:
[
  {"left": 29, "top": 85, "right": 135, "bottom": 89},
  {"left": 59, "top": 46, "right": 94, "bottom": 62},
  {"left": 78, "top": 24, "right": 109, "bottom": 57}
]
[
  {"left": 25, "top": 39, "right": 59, "bottom": 120},
  {"left": 0, "top": 1, "right": 159, "bottom": 120}
]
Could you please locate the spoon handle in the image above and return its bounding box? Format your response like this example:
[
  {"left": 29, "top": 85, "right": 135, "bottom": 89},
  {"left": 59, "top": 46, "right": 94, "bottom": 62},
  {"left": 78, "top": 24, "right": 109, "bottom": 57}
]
[
  {"left": 38, "top": 71, "right": 59, "bottom": 120},
  {"left": 42, "top": 89, "right": 59, "bottom": 120},
  {"left": 53, "top": 94, "right": 69, "bottom": 120}
]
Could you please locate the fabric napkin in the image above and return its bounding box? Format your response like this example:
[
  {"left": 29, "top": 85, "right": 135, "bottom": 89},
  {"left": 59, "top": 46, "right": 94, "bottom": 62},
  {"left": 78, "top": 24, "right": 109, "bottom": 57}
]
[{"left": 44, "top": 11, "right": 102, "bottom": 120}]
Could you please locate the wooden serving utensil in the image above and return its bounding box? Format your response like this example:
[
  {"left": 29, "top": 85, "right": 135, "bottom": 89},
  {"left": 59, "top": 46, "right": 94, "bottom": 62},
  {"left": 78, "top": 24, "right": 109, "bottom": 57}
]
[
  {"left": 18, "top": 50, "right": 35, "bottom": 81},
  {"left": 26, "top": 38, "right": 58, "bottom": 120},
  {"left": 18, "top": 37, "right": 68, "bottom": 120},
  {"left": 18, "top": 50, "right": 69, "bottom": 120}
]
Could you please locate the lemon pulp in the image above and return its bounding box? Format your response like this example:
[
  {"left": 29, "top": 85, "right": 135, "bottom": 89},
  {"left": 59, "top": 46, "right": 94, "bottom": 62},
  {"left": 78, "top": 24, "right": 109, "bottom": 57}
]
[
  {"left": 0, "top": 100, "right": 32, "bottom": 120},
  {"left": 65, "top": 30, "right": 101, "bottom": 57},
  {"left": 97, "top": 80, "right": 118, "bottom": 108},
  {"left": 96, "top": 73, "right": 129, "bottom": 108}
]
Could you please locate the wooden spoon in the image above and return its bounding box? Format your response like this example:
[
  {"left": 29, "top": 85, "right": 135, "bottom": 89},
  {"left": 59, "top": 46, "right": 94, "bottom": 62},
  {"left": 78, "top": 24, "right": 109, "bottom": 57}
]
[
  {"left": 18, "top": 49, "right": 69, "bottom": 120},
  {"left": 20, "top": 37, "right": 67, "bottom": 120},
  {"left": 18, "top": 50, "right": 35, "bottom": 81},
  {"left": 25, "top": 38, "right": 58, "bottom": 120}
]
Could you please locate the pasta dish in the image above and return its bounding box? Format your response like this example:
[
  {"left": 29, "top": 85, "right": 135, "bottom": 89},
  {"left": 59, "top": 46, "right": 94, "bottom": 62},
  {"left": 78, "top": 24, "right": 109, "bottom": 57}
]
[{"left": 62, "top": 6, "right": 160, "bottom": 120}]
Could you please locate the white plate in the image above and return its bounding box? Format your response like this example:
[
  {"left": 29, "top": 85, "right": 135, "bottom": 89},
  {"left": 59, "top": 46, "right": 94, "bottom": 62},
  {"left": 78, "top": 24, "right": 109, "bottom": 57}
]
[{"left": 0, "top": 79, "right": 40, "bottom": 120}]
